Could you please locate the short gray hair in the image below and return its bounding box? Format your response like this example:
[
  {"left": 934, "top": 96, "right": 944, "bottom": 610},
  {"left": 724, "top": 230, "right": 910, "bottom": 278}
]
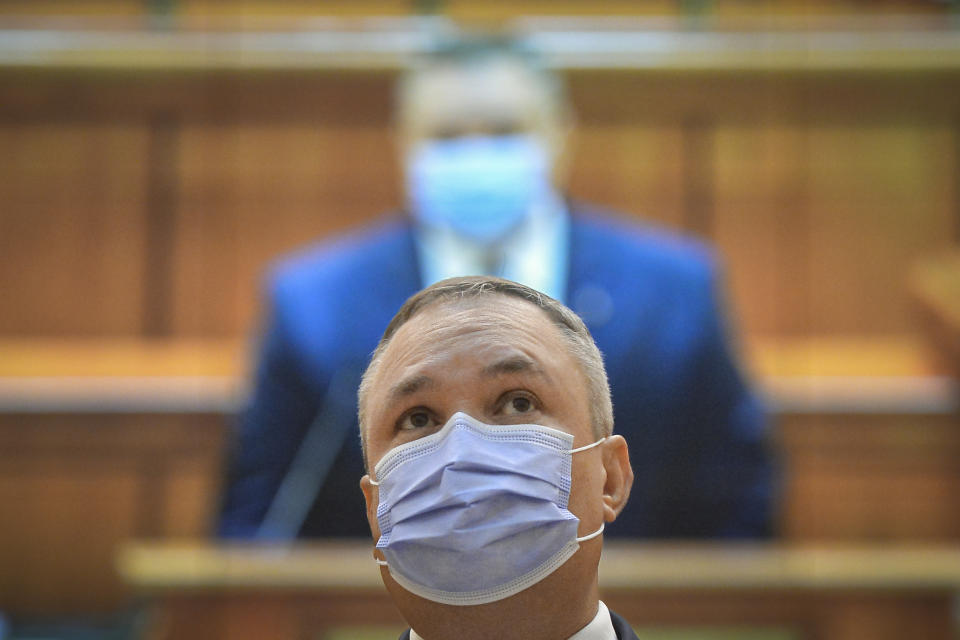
[{"left": 357, "top": 277, "right": 613, "bottom": 465}]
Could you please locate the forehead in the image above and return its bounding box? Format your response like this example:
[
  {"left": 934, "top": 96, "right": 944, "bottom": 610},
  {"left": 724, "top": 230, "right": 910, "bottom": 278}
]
[
  {"left": 401, "top": 56, "right": 555, "bottom": 127},
  {"left": 369, "top": 296, "right": 575, "bottom": 396}
]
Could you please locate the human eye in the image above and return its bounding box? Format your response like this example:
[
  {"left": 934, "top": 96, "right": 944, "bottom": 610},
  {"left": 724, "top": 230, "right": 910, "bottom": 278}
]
[
  {"left": 497, "top": 391, "right": 539, "bottom": 417},
  {"left": 396, "top": 408, "right": 439, "bottom": 431}
]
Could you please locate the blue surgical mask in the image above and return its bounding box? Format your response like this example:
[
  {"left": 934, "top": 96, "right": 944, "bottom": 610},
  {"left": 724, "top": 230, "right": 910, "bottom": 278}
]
[
  {"left": 369, "top": 411, "right": 605, "bottom": 606},
  {"left": 406, "top": 134, "right": 551, "bottom": 243}
]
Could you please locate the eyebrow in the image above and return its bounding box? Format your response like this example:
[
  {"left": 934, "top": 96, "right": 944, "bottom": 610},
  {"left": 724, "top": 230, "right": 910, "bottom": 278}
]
[
  {"left": 387, "top": 374, "right": 438, "bottom": 401},
  {"left": 385, "top": 356, "right": 548, "bottom": 403},
  {"left": 481, "top": 355, "right": 550, "bottom": 381}
]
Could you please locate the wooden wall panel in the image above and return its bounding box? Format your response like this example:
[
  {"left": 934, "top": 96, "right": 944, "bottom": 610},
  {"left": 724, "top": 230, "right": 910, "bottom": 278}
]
[
  {"left": 779, "top": 412, "right": 960, "bottom": 542},
  {"left": 178, "top": 0, "right": 410, "bottom": 18},
  {"left": 804, "top": 124, "right": 957, "bottom": 336},
  {"left": 713, "top": 124, "right": 810, "bottom": 337},
  {"left": 0, "top": 461, "right": 142, "bottom": 613},
  {"left": 167, "top": 0, "right": 954, "bottom": 20},
  {"left": 160, "top": 459, "right": 223, "bottom": 538},
  {"left": 567, "top": 124, "right": 685, "bottom": 231},
  {"left": 171, "top": 122, "right": 400, "bottom": 336},
  {"left": 0, "top": 1, "right": 143, "bottom": 16},
  {"left": 713, "top": 122, "right": 957, "bottom": 338},
  {"left": 0, "top": 413, "right": 228, "bottom": 615},
  {"left": 0, "top": 122, "right": 150, "bottom": 336}
]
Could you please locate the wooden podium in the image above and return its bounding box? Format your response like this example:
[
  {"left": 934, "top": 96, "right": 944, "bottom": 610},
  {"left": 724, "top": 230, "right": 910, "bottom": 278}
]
[{"left": 118, "top": 541, "right": 960, "bottom": 640}]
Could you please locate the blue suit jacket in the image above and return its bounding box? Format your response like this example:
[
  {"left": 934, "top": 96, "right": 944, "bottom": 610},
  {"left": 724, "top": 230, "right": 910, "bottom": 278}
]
[{"left": 219, "top": 206, "right": 775, "bottom": 538}]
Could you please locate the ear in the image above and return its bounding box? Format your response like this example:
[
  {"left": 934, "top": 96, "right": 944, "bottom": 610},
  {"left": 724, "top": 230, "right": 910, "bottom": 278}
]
[
  {"left": 360, "top": 474, "right": 380, "bottom": 538},
  {"left": 600, "top": 435, "right": 633, "bottom": 522}
]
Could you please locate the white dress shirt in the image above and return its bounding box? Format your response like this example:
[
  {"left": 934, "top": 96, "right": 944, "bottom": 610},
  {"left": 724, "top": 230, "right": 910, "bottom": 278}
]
[
  {"left": 409, "top": 600, "right": 617, "bottom": 640},
  {"left": 414, "top": 190, "right": 570, "bottom": 303}
]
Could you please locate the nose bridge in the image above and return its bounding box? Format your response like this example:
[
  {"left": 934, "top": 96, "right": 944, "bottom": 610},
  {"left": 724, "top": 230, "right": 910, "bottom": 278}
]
[
  {"left": 435, "top": 366, "right": 488, "bottom": 422},
  {"left": 445, "top": 397, "right": 488, "bottom": 424}
]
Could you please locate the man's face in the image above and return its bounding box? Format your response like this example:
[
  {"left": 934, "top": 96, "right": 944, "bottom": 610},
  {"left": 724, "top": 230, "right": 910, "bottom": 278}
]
[
  {"left": 361, "top": 295, "right": 607, "bottom": 567},
  {"left": 398, "top": 56, "right": 570, "bottom": 180}
]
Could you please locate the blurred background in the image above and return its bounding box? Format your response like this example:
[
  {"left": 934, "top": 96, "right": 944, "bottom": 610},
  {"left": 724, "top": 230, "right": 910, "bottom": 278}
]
[{"left": 1, "top": 1, "right": 960, "bottom": 639}]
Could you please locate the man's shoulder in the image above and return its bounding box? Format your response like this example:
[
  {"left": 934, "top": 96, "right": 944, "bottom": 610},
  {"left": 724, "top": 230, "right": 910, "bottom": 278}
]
[
  {"left": 569, "top": 202, "right": 717, "bottom": 282},
  {"left": 260, "top": 215, "right": 421, "bottom": 346},
  {"left": 269, "top": 215, "right": 413, "bottom": 287}
]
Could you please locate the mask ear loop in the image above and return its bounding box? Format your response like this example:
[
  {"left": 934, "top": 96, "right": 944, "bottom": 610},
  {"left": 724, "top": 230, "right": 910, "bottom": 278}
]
[
  {"left": 569, "top": 437, "right": 606, "bottom": 544},
  {"left": 569, "top": 436, "right": 606, "bottom": 454},
  {"left": 369, "top": 475, "right": 385, "bottom": 563},
  {"left": 576, "top": 523, "right": 604, "bottom": 542}
]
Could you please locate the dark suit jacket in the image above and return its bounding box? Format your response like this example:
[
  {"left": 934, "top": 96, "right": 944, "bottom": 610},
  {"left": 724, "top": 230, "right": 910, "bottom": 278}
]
[
  {"left": 219, "top": 205, "right": 775, "bottom": 538},
  {"left": 396, "top": 608, "right": 642, "bottom": 640}
]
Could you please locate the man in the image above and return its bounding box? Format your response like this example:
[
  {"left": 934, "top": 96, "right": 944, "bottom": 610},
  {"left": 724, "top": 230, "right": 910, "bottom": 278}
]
[
  {"left": 218, "top": 35, "right": 773, "bottom": 539},
  {"left": 358, "top": 276, "right": 637, "bottom": 640}
]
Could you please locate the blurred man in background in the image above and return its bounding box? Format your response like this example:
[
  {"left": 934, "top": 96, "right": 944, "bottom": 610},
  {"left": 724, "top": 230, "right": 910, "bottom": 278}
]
[{"left": 218, "top": 34, "right": 775, "bottom": 540}]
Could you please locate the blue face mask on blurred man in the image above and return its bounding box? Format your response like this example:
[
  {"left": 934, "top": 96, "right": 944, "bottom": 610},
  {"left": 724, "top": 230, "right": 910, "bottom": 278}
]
[{"left": 406, "top": 134, "right": 551, "bottom": 244}]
